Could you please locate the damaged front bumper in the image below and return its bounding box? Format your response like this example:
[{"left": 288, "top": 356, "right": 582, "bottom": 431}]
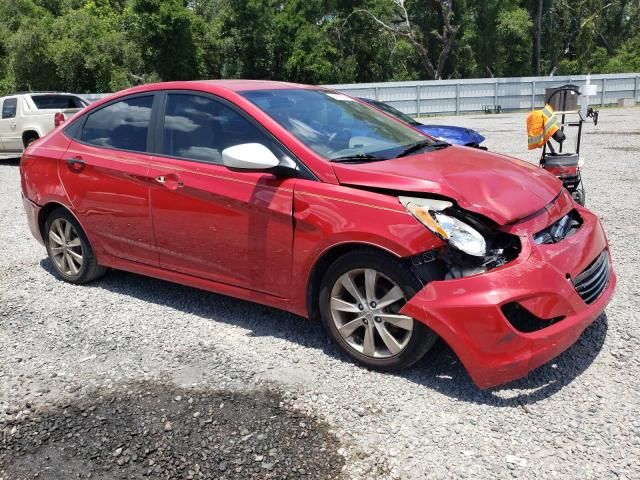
[{"left": 400, "top": 205, "right": 616, "bottom": 389}]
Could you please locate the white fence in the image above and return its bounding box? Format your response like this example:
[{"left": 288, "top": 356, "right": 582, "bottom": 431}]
[
  {"left": 81, "top": 73, "right": 640, "bottom": 116},
  {"left": 329, "top": 73, "right": 640, "bottom": 116}
]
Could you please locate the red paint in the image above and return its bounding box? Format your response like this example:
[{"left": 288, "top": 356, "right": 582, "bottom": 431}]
[
  {"left": 20, "top": 80, "right": 616, "bottom": 388},
  {"left": 332, "top": 147, "right": 562, "bottom": 225},
  {"left": 400, "top": 208, "right": 615, "bottom": 388},
  {"left": 147, "top": 157, "right": 296, "bottom": 297},
  {"left": 60, "top": 143, "right": 158, "bottom": 266},
  {"left": 544, "top": 164, "right": 579, "bottom": 179}
]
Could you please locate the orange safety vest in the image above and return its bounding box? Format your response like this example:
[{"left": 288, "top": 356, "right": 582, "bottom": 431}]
[{"left": 527, "top": 104, "right": 560, "bottom": 150}]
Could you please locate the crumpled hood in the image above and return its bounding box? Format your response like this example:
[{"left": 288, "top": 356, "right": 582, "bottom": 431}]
[
  {"left": 416, "top": 124, "right": 485, "bottom": 146},
  {"left": 331, "top": 146, "right": 562, "bottom": 225}
]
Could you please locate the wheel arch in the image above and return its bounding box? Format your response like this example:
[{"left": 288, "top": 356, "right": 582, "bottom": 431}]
[
  {"left": 305, "top": 242, "right": 405, "bottom": 322},
  {"left": 22, "top": 129, "right": 41, "bottom": 147},
  {"left": 38, "top": 201, "right": 84, "bottom": 242}
]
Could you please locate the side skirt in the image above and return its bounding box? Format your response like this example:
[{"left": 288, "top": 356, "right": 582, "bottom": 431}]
[{"left": 99, "top": 254, "right": 307, "bottom": 318}]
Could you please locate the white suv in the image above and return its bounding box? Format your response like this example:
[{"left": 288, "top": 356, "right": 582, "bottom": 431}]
[{"left": 0, "top": 92, "right": 88, "bottom": 158}]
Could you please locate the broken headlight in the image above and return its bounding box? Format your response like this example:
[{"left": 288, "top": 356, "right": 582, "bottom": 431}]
[{"left": 399, "top": 196, "right": 486, "bottom": 257}]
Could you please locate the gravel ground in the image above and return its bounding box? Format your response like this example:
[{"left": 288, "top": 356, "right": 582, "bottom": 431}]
[{"left": 1, "top": 107, "right": 639, "bottom": 479}]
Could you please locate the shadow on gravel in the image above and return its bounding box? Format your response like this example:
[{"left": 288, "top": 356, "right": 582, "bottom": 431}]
[
  {"left": 0, "top": 382, "right": 344, "bottom": 480},
  {"left": 40, "top": 259, "right": 609, "bottom": 407}
]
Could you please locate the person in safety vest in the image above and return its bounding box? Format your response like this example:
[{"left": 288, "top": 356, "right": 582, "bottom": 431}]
[{"left": 527, "top": 104, "right": 563, "bottom": 150}]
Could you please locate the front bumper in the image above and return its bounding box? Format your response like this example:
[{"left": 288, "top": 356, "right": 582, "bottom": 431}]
[{"left": 401, "top": 206, "right": 616, "bottom": 389}]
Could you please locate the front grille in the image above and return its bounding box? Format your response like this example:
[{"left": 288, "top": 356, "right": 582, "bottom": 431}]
[{"left": 573, "top": 251, "right": 610, "bottom": 304}]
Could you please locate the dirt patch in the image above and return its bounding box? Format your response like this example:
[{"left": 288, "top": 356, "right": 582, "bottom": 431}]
[{"left": 0, "top": 383, "right": 344, "bottom": 480}]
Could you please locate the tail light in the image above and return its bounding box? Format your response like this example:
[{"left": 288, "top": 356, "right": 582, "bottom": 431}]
[{"left": 54, "top": 112, "right": 66, "bottom": 127}]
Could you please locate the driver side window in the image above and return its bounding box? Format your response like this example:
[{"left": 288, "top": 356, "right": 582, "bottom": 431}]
[{"left": 162, "top": 93, "right": 275, "bottom": 165}]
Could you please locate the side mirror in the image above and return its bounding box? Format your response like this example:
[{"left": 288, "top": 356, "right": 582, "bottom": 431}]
[{"left": 221, "top": 143, "right": 280, "bottom": 170}]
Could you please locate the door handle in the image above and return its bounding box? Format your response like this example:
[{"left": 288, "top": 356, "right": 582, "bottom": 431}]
[
  {"left": 65, "top": 157, "right": 85, "bottom": 172},
  {"left": 155, "top": 174, "right": 184, "bottom": 190},
  {"left": 10, "top": 123, "right": 16, "bottom": 129}
]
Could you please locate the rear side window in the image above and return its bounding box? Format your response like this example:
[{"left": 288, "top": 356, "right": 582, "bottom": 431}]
[
  {"left": 30, "top": 95, "right": 88, "bottom": 109},
  {"left": 2, "top": 98, "right": 17, "bottom": 119},
  {"left": 162, "top": 93, "right": 271, "bottom": 164},
  {"left": 81, "top": 96, "right": 153, "bottom": 152}
]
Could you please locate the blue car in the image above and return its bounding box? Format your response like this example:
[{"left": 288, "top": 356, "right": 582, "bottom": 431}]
[{"left": 359, "top": 98, "right": 486, "bottom": 149}]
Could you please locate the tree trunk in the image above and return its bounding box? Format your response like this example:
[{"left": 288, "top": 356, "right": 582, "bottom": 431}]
[{"left": 536, "top": 0, "right": 543, "bottom": 76}]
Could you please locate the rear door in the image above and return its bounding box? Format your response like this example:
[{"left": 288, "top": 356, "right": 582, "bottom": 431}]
[
  {"left": 60, "top": 94, "right": 159, "bottom": 266},
  {"left": 148, "top": 91, "right": 296, "bottom": 297},
  {"left": 0, "top": 97, "right": 22, "bottom": 152}
]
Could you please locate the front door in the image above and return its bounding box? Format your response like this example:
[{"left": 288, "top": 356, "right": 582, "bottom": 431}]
[
  {"left": 59, "top": 94, "right": 159, "bottom": 266},
  {"left": 148, "top": 92, "right": 295, "bottom": 298},
  {"left": 0, "top": 97, "right": 22, "bottom": 153}
]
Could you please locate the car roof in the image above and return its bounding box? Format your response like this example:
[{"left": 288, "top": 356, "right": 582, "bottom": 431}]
[
  {"left": 195, "top": 80, "right": 314, "bottom": 92},
  {"left": 111, "top": 80, "right": 318, "bottom": 98},
  {"left": 83, "top": 80, "right": 332, "bottom": 117}
]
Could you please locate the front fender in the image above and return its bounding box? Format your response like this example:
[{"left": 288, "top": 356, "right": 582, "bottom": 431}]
[{"left": 290, "top": 181, "right": 443, "bottom": 317}]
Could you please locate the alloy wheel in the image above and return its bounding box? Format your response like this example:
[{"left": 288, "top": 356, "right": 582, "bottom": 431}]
[
  {"left": 329, "top": 268, "right": 414, "bottom": 358},
  {"left": 48, "top": 218, "right": 84, "bottom": 276}
]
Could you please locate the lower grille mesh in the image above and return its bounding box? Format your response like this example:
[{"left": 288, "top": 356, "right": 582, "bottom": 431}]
[{"left": 573, "top": 251, "right": 610, "bottom": 304}]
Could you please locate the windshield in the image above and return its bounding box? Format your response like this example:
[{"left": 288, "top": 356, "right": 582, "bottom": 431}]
[
  {"left": 364, "top": 99, "right": 419, "bottom": 125},
  {"left": 240, "top": 89, "right": 429, "bottom": 161}
]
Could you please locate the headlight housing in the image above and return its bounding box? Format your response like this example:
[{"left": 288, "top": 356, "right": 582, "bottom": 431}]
[{"left": 399, "top": 196, "right": 487, "bottom": 257}]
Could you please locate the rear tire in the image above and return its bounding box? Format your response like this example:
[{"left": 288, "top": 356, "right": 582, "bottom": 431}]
[
  {"left": 44, "top": 209, "right": 106, "bottom": 284},
  {"left": 319, "top": 249, "right": 439, "bottom": 371}
]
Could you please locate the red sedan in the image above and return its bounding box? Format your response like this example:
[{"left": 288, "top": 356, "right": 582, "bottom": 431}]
[{"left": 20, "top": 81, "right": 615, "bottom": 388}]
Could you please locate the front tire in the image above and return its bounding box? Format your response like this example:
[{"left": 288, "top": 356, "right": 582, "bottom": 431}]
[
  {"left": 319, "top": 249, "right": 438, "bottom": 371},
  {"left": 44, "top": 209, "right": 106, "bottom": 284}
]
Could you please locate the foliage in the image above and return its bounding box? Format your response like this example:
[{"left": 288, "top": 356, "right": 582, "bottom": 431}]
[
  {"left": 0, "top": 0, "right": 637, "bottom": 93},
  {"left": 495, "top": 7, "right": 533, "bottom": 77}
]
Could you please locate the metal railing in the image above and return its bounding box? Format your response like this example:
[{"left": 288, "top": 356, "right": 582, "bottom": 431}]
[
  {"left": 80, "top": 73, "right": 639, "bottom": 116},
  {"left": 328, "top": 73, "right": 640, "bottom": 116}
]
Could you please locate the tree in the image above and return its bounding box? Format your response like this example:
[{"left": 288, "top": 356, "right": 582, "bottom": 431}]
[
  {"left": 10, "top": 16, "right": 60, "bottom": 91},
  {"left": 495, "top": 7, "right": 533, "bottom": 77},
  {"left": 128, "top": 0, "right": 205, "bottom": 81},
  {"left": 344, "top": 0, "right": 459, "bottom": 80},
  {"left": 48, "top": 3, "right": 143, "bottom": 92},
  {"left": 0, "top": 0, "right": 638, "bottom": 92}
]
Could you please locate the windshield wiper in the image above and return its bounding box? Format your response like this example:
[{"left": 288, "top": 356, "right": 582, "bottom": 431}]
[
  {"left": 330, "top": 153, "right": 387, "bottom": 163},
  {"left": 397, "top": 140, "right": 450, "bottom": 158}
]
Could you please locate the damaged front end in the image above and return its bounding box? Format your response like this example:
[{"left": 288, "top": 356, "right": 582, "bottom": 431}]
[
  {"left": 442, "top": 232, "right": 520, "bottom": 279},
  {"left": 399, "top": 196, "right": 521, "bottom": 283},
  {"left": 398, "top": 198, "right": 614, "bottom": 389}
]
